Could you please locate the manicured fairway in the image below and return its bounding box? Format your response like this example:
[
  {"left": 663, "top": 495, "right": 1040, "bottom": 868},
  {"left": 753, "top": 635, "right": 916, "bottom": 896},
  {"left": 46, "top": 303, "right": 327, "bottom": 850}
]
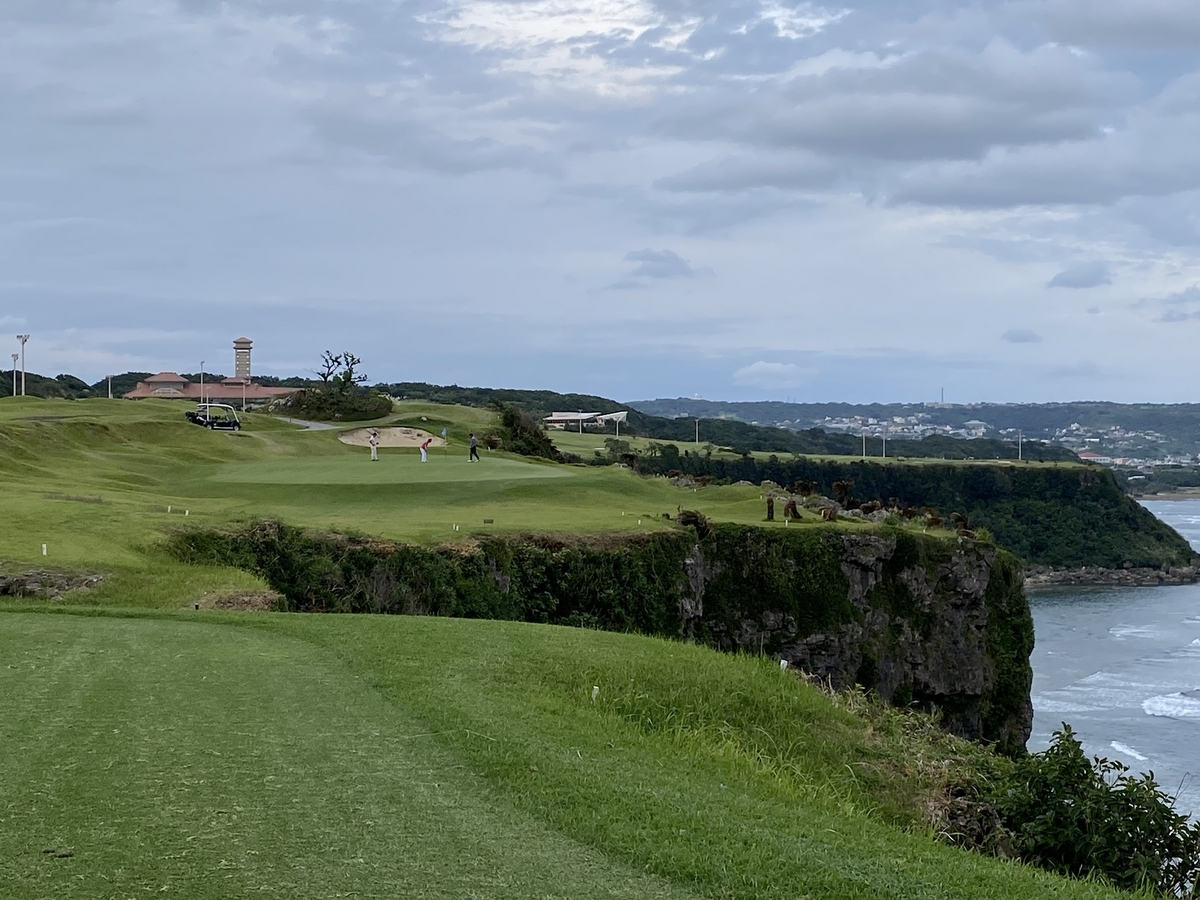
[
  {"left": 0, "top": 609, "right": 1126, "bottom": 900},
  {"left": 209, "top": 452, "right": 571, "bottom": 484},
  {"left": 0, "top": 613, "right": 694, "bottom": 900}
]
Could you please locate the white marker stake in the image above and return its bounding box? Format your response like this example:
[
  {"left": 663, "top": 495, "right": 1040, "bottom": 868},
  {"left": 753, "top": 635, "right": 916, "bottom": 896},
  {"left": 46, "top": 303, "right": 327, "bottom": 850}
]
[
  {"left": 591, "top": 686, "right": 600, "bottom": 703},
  {"left": 185, "top": 510, "right": 189, "bottom": 516},
  {"left": 42, "top": 544, "right": 47, "bottom": 556},
  {"left": 167, "top": 505, "right": 171, "bottom": 513},
  {"left": 780, "top": 659, "right": 789, "bottom": 670}
]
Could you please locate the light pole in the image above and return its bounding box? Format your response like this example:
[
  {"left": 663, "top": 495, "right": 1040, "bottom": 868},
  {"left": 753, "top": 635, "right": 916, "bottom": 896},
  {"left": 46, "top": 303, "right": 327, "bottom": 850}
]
[
  {"left": 695, "top": 418, "right": 699, "bottom": 445},
  {"left": 242, "top": 378, "right": 247, "bottom": 412},
  {"left": 107, "top": 375, "right": 113, "bottom": 400},
  {"left": 10, "top": 353, "right": 16, "bottom": 397},
  {"left": 16, "top": 334, "right": 29, "bottom": 396},
  {"left": 1018, "top": 429, "right": 1023, "bottom": 461},
  {"left": 199, "top": 360, "right": 205, "bottom": 404},
  {"left": 862, "top": 429, "right": 866, "bottom": 459}
]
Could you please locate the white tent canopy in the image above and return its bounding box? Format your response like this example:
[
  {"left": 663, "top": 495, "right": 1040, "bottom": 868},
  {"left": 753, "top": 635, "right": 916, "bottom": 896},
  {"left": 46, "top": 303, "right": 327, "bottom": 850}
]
[{"left": 543, "top": 410, "right": 628, "bottom": 428}]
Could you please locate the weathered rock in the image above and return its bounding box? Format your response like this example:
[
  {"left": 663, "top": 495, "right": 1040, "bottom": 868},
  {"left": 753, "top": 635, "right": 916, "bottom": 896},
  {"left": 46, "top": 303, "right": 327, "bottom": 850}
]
[
  {"left": 1024, "top": 564, "right": 1200, "bottom": 587},
  {"left": 0, "top": 569, "right": 103, "bottom": 599},
  {"left": 700, "top": 533, "right": 1032, "bottom": 753}
]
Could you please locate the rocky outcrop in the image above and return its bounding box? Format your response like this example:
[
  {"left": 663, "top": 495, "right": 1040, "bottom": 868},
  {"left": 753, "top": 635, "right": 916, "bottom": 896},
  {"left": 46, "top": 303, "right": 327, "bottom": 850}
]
[
  {"left": 0, "top": 569, "right": 103, "bottom": 599},
  {"left": 698, "top": 533, "right": 1033, "bottom": 754},
  {"left": 1024, "top": 564, "right": 1200, "bottom": 587}
]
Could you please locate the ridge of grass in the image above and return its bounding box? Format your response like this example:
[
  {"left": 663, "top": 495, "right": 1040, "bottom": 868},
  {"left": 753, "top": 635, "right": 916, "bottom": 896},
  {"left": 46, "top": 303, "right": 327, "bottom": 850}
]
[{"left": 0, "top": 606, "right": 1134, "bottom": 900}]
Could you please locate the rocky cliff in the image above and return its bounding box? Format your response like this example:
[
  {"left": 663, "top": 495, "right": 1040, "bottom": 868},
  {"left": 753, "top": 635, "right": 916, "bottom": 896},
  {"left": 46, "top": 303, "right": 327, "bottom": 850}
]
[
  {"left": 692, "top": 533, "right": 1032, "bottom": 754},
  {"left": 167, "top": 520, "right": 1034, "bottom": 754}
]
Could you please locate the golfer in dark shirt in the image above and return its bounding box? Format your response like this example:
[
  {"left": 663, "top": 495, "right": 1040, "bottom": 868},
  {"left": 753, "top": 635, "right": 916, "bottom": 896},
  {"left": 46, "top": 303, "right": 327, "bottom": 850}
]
[{"left": 469, "top": 433, "right": 480, "bottom": 461}]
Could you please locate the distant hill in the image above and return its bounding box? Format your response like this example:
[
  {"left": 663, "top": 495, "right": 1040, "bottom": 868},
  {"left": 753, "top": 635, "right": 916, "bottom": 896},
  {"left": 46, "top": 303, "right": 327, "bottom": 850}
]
[
  {"left": 632, "top": 398, "right": 1200, "bottom": 459},
  {"left": 381, "top": 381, "right": 1075, "bottom": 462}
]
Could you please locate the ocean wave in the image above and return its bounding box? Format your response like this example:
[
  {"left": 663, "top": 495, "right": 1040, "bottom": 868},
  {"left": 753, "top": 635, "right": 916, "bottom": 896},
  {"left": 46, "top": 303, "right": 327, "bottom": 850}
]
[
  {"left": 1110, "top": 624, "right": 1159, "bottom": 639},
  {"left": 1142, "top": 693, "right": 1200, "bottom": 719},
  {"left": 1033, "top": 697, "right": 1099, "bottom": 713},
  {"left": 1110, "top": 741, "right": 1149, "bottom": 761}
]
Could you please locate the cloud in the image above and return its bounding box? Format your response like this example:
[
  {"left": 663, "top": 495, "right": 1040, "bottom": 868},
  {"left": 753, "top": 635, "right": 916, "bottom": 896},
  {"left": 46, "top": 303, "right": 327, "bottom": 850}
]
[
  {"left": 623, "top": 248, "right": 704, "bottom": 278},
  {"left": 1029, "top": 0, "right": 1200, "bottom": 50},
  {"left": 732, "top": 360, "right": 814, "bottom": 388},
  {"left": 1047, "top": 261, "right": 1111, "bottom": 288},
  {"left": 1001, "top": 328, "right": 1042, "bottom": 343},
  {"left": 1152, "top": 285, "right": 1200, "bottom": 321},
  {"left": 756, "top": 1, "right": 848, "bottom": 40}
]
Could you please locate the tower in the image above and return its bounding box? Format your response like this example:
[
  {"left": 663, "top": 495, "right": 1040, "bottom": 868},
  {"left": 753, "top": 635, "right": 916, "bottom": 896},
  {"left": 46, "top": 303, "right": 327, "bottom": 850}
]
[{"left": 233, "top": 337, "right": 252, "bottom": 381}]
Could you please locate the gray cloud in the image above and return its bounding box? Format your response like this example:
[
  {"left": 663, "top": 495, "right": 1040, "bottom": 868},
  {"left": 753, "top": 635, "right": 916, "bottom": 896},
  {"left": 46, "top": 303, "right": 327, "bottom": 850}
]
[
  {"left": 1048, "top": 261, "right": 1111, "bottom": 288},
  {"left": 623, "top": 248, "right": 704, "bottom": 278},
  {"left": 1002, "top": 328, "right": 1043, "bottom": 343},
  {"left": 1, "top": 0, "right": 1198, "bottom": 402},
  {"left": 1028, "top": 0, "right": 1200, "bottom": 50}
]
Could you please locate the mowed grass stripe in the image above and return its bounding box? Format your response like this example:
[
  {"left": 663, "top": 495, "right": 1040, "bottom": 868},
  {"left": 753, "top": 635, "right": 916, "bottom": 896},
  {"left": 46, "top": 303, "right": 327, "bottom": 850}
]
[
  {"left": 207, "top": 453, "right": 572, "bottom": 485},
  {"left": 0, "top": 613, "right": 698, "bottom": 900}
]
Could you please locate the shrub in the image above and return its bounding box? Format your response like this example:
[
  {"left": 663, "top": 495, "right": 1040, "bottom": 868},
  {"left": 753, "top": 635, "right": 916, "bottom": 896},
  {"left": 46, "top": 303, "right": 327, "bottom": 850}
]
[
  {"left": 497, "top": 404, "right": 561, "bottom": 460},
  {"left": 993, "top": 725, "right": 1200, "bottom": 896}
]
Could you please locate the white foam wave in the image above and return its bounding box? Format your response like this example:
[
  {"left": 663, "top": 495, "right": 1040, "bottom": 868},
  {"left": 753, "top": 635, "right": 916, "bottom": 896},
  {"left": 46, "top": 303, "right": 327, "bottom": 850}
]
[
  {"left": 1110, "top": 741, "right": 1149, "bottom": 761},
  {"left": 1110, "top": 624, "right": 1158, "bottom": 639},
  {"left": 1143, "top": 693, "right": 1200, "bottom": 719},
  {"left": 1033, "top": 697, "right": 1099, "bottom": 714}
]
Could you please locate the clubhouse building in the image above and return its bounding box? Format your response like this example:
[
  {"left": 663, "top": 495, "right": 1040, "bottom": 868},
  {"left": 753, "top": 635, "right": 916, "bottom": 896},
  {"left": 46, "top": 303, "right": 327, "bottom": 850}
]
[{"left": 124, "top": 338, "right": 298, "bottom": 405}]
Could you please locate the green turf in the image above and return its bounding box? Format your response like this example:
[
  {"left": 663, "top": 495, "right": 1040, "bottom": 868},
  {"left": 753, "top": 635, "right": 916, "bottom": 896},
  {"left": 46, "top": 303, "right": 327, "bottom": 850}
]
[
  {"left": 0, "top": 608, "right": 1128, "bottom": 900},
  {"left": 210, "top": 453, "right": 571, "bottom": 484},
  {"left": 0, "top": 398, "right": 1133, "bottom": 899},
  {"left": 0, "top": 397, "right": 871, "bottom": 605}
]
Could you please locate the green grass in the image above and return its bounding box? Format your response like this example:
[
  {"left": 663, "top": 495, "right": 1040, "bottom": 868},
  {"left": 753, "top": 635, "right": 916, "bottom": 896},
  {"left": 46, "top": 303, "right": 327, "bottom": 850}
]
[
  {"left": 0, "top": 397, "right": 1137, "bottom": 899},
  {"left": 0, "top": 397, "right": 870, "bottom": 605},
  {"left": 0, "top": 608, "right": 1130, "bottom": 900}
]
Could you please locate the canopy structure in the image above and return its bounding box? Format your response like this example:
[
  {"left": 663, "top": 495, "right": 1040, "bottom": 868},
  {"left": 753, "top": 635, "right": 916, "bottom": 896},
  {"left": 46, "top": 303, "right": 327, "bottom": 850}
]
[{"left": 543, "top": 410, "right": 628, "bottom": 429}]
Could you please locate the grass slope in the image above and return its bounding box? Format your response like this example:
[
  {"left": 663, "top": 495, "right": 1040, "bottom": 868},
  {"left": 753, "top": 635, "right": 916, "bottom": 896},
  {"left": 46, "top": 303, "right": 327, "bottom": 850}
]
[
  {"left": 0, "top": 397, "right": 876, "bottom": 607},
  {"left": 0, "top": 608, "right": 1128, "bottom": 900}
]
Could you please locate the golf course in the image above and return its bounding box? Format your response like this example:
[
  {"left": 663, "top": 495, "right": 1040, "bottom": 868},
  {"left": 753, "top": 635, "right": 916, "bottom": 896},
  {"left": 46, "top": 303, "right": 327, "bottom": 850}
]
[{"left": 0, "top": 398, "right": 1133, "bottom": 898}]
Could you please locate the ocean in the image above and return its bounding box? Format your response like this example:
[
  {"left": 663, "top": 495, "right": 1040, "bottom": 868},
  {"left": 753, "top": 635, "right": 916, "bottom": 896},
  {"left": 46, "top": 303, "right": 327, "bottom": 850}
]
[{"left": 1029, "top": 498, "right": 1200, "bottom": 816}]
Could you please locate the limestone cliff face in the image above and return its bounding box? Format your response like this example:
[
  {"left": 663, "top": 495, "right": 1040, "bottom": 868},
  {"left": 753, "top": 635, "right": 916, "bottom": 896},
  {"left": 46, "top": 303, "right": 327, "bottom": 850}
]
[
  {"left": 690, "top": 531, "right": 1033, "bottom": 755},
  {"left": 168, "top": 520, "right": 1035, "bottom": 754}
]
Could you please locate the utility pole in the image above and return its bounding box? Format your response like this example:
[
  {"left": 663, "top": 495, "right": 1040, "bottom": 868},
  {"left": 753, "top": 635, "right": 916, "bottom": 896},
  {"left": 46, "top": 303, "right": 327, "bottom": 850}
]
[
  {"left": 107, "top": 374, "right": 113, "bottom": 399},
  {"left": 1018, "top": 429, "right": 1023, "bottom": 461},
  {"left": 695, "top": 418, "right": 699, "bottom": 445},
  {"left": 200, "top": 361, "right": 205, "bottom": 404},
  {"left": 882, "top": 423, "right": 887, "bottom": 459},
  {"left": 10, "top": 353, "right": 16, "bottom": 397},
  {"left": 862, "top": 429, "right": 866, "bottom": 459},
  {"left": 16, "top": 334, "right": 29, "bottom": 396}
]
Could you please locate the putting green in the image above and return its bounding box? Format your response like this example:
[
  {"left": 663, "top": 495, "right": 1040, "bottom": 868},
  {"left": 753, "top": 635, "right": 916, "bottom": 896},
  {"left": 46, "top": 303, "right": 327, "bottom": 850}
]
[{"left": 209, "top": 452, "right": 573, "bottom": 485}]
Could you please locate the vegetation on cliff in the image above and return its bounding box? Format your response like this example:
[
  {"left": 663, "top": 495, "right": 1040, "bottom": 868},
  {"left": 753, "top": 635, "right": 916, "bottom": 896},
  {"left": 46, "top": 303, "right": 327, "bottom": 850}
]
[
  {"left": 630, "top": 451, "right": 1196, "bottom": 569},
  {"left": 164, "top": 518, "right": 1034, "bottom": 753}
]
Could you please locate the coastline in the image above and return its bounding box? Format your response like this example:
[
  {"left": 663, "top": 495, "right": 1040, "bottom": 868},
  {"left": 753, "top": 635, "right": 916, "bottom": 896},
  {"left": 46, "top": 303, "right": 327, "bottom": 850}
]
[{"left": 1024, "top": 564, "right": 1200, "bottom": 587}]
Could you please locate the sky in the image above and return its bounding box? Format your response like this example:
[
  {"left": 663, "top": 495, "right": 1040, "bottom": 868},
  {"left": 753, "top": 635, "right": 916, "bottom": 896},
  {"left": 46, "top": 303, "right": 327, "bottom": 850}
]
[{"left": 1, "top": 0, "right": 1198, "bottom": 403}]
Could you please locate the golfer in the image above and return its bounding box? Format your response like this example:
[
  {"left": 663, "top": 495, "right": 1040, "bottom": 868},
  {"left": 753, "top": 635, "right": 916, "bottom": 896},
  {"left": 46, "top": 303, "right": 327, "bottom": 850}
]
[
  {"left": 469, "top": 433, "right": 480, "bottom": 462},
  {"left": 420, "top": 436, "right": 431, "bottom": 462},
  {"left": 369, "top": 429, "right": 380, "bottom": 462}
]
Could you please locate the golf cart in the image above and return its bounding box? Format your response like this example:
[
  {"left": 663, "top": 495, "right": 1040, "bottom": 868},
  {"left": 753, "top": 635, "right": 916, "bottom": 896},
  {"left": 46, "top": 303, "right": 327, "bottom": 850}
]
[{"left": 185, "top": 403, "right": 242, "bottom": 431}]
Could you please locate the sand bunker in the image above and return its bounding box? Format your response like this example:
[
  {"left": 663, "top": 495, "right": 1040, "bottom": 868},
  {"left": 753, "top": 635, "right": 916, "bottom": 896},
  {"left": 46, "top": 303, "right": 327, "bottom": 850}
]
[{"left": 338, "top": 426, "right": 446, "bottom": 448}]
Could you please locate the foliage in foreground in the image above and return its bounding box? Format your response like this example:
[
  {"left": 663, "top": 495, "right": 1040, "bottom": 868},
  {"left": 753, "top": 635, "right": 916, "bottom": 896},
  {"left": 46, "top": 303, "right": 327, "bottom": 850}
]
[{"left": 993, "top": 725, "right": 1200, "bottom": 897}]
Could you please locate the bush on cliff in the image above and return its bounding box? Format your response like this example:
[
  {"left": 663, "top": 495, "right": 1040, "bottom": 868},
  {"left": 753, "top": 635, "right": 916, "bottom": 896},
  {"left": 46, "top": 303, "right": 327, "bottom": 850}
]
[{"left": 992, "top": 725, "right": 1200, "bottom": 896}]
